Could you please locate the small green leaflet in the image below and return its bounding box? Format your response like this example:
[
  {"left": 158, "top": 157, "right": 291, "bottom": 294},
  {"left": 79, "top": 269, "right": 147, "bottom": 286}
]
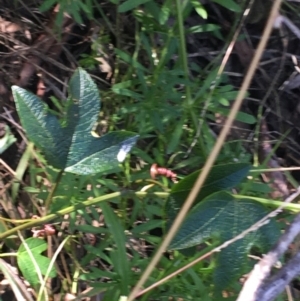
[
  {"left": 12, "top": 68, "right": 138, "bottom": 175},
  {"left": 191, "top": 0, "right": 207, "bottom": 19},
  {"left": 17, "top": 238, "right": 56, "bottom": 286},
  {"left": 118, "top": 0, "right": 151, "bottom": 12}
]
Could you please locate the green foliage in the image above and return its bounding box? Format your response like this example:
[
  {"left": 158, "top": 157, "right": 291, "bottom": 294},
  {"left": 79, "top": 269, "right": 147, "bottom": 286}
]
[
  {"left": 35, "top": 168, "right": 107, "bottom": 212},
  {"left": 169, "top": 192, "right": 280, "bottom": 291},
  {"left": 100, "top": 203, "right": 130, "bottom": 294},
  {"left": 39, "top": 0, "right": 94, "bottom": 25},
  {"left": 166, "top": 163, "right": 280, "bottom": 292},
  {"left": 17, "top": 238, "right": 56, "bottom": 286},
  {"left": 2, "top": 0, "right": 287, "bottom": 300},
  {"left": 12, "top": 68, "right": 138, "bottom": 175},
  {"left": 118, "top": 0, "right": 152, "bottom": 13}
]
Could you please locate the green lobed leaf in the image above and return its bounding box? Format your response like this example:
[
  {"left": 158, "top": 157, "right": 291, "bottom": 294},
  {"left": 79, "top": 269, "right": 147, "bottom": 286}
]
[
  {"left": 167, "top": 162, "right": 250, "bottom": 217},
  {"left": 12, "top": 68, "right": 138, "bottom": 175},
  {"left": 12, "top": 87, "right": 67, "bottom": 168},
  {"left": 17, "top": 238, "right": 56, "bottom": 286},
  {"left": 169, "top": 192, "right": 280, "bottom": 291}
]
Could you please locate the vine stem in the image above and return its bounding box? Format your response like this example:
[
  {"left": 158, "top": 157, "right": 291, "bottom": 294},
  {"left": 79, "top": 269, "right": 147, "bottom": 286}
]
[
  {"left": 1, "top": 188, "right": 298, "bottom": 242},
  {"left": 0, "top": 253, "right": 17, "bottom": 257},
  {"left": 0, "top": 191, "right": 168, "bottom": 240}
]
